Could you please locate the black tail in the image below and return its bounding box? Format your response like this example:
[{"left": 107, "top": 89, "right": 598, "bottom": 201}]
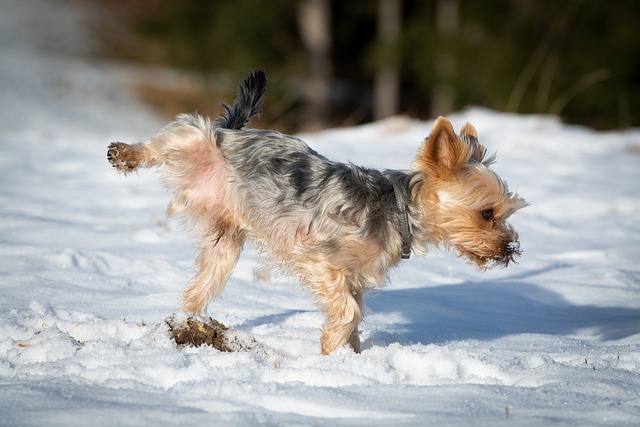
[{"left": 215, "top": 70, "right": 267, "bottom": 130}]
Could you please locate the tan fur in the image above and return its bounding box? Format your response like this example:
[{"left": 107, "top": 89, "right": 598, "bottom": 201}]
[{"left": 412, "top": 117, "right": 527, "bottom": 270}]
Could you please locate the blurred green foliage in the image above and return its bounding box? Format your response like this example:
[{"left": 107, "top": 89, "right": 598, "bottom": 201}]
[
  {"left": 99, "top": 0, "right": 639, "bottom": 130},
  {"left": 134, "top": 0, "right": 303, "bottom": 80}
]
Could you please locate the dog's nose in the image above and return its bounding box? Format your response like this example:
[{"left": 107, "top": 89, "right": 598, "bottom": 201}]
[{"left": 506, "top": 242, "right": 517, "bottom": 254}]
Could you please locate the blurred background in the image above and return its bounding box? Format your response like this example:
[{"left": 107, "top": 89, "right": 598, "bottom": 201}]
[
  {"left": 10, "top": 0, "right": 640, "bottom": 133},
  {"left": 87, "top": 0, "right": 639, "bottom": 132}
]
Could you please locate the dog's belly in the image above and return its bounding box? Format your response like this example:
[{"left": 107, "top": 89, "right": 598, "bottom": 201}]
[{"left": 248, "top": 209, "right": 314, "bottom": 256}]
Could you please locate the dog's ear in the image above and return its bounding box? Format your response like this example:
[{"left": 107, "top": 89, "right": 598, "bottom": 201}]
[
  {"left": 415, "top": 116, "right": 468, "bottom": 178},
  {"left": 460, "top": 122, "right": 477, "bottom": 139},
  {"left": 459, "top": 122, "right": 496, "bottom": 166}
]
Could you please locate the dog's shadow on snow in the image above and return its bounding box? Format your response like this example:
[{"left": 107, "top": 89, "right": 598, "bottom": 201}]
[{"left": 365, "top": 266, "right": 640, "bottom": 346}]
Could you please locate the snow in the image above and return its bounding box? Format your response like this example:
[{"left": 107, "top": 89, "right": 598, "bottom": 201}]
[{"left": 1, "top": 0, "right": 639, "bottom": 426}]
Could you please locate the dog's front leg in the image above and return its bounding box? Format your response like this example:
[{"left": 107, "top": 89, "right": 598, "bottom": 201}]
[{"left": 310, "top": 270, "right": 364, "bottom": 354}]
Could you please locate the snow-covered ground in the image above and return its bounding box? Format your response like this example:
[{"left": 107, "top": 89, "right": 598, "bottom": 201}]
[{"left": 1, "top": 1, "right": 639, "bottom": 426}]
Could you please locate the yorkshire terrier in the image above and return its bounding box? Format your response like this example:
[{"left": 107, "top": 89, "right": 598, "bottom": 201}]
[{"left": 108, "top": 70, "right": 527, "bottom": 354}]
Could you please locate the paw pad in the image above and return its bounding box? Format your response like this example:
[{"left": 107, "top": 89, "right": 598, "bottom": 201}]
[{"left": 107, "top": 142, "right": 138, "bottom": 172}]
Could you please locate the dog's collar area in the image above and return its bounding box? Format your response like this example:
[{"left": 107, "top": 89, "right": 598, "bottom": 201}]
[{"left": 392, "top": 182, "right": 412, "bottom": 259}]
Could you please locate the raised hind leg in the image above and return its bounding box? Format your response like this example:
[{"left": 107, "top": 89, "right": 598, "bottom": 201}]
[
  {"left": 107, "top": 115, "right": 211, "bottom": 174},
  {"left": 107, "top": 135, "right": 174, "bottom": 173}
]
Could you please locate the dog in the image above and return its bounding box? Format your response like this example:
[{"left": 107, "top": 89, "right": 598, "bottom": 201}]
[{"left": 107, "top": 70, "right": 527, "bottom": 354}]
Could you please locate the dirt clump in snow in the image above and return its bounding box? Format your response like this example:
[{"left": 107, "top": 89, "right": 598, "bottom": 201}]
[
  {"left": 166, "top": 315, "right": 235, "bottom": 351},
  {"left": 166, "top": 315, "right": 263, "bottom": 353}
]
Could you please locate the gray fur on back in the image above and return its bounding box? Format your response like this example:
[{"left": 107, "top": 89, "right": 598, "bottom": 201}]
[{"left": 215, "top": 128, "right": 412, "bottom": 246}]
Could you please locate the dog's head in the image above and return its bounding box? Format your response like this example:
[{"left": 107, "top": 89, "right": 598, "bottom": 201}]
[{"left": 412, "top": 117, "right": 528, "bottom": 269}]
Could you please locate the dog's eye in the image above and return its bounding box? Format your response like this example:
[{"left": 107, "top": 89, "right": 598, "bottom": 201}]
[{"left": 481, "top": 209, "right": 494, "bottom": 220}]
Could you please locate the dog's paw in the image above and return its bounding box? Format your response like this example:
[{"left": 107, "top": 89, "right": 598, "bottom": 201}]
[{"left": 107, "top": 142, "right": 139, "bottom": 173}]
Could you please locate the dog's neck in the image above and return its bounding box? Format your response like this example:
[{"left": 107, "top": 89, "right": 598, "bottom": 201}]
[{"left": 392, "top": 182, "right": 412, "bottom": 259}]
